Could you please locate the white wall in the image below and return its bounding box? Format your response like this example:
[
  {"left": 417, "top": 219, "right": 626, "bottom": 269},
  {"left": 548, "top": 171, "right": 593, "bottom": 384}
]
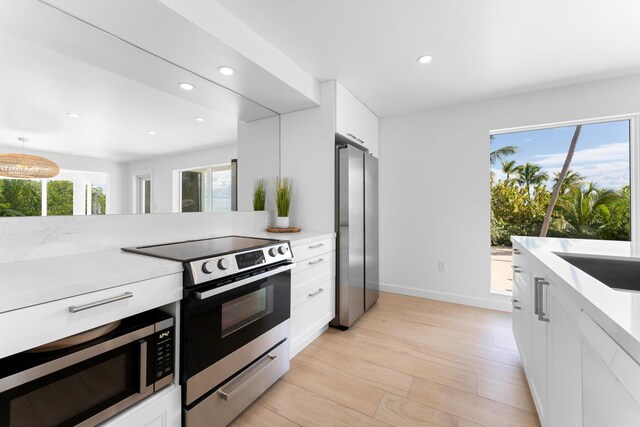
[
  {"left": 380, "top": 73, "right": 640, "bottom": 311},
  {"left": 280, "top": 81, "right": 336, "bottom": 232},
  {"left": 237, "top": 116, "right": 280, "bottom": 214},
  {"left": 127, "top": 143, "right": 237, "bottom": 214}
]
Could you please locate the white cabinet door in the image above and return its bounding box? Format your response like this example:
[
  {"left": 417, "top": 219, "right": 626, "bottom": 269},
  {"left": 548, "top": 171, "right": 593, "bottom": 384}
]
[
  {"left": 547, "top": 284, "right": 582, "bottom": 427},
  {"left": 101, "top": 385, "right": 181, "bottom": 427},
  {"left": 335, "top": 82, "right": 379, "bottom": 157},
  {"left": 528, "top": 270, "right": 548, "bottom": 427},
  {"left": 512, "top": 273, "right": 530, "bottom": 369}
]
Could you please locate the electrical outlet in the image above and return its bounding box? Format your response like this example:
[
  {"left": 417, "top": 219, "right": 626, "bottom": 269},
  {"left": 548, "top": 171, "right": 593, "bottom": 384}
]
[{"left": 438, "top": 261, "right": 447, "bottom": 272}]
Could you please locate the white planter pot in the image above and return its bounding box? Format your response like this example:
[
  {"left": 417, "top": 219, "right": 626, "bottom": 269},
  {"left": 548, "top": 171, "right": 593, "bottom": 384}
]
[{"left": 276, "top": 216, "right": 289, "bottom": 228}]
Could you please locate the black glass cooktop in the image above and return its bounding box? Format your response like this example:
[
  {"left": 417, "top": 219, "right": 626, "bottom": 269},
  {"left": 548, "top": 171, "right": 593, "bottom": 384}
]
[{"left": 122, "top": 236, "right": 281, "bottom": 262}]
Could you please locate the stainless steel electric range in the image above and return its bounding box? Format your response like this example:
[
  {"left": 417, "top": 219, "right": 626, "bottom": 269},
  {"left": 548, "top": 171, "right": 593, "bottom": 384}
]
[{"left": 123, "top": 236, "right": 294, "bottom": 427}]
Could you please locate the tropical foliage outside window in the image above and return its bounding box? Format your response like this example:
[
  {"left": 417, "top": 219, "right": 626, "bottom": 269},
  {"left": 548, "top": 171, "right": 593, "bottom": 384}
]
[
  {"left": 0, "top": 171, "right": 108, "bottom": 217},
  {"left": 490, "top": 120, "right": 630, "bottom": 293}
]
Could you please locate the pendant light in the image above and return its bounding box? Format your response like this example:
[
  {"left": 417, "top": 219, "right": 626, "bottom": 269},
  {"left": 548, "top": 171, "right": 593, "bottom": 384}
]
[{"left": 0, "top": 138, "right": 60, "bottom": 179}]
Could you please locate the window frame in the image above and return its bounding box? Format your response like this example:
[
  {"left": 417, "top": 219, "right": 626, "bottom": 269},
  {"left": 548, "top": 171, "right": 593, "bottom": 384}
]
[{"left": 490, "top": 113, "right": 638, "bottom": 243}]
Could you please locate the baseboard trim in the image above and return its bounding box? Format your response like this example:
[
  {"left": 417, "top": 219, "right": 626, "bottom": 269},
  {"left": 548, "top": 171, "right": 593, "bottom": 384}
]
[
  {"left": 379, "top": 283, "right": 512, "bottom": 312},
  {"left": 290, "top": 322, "right": 330, "bottom": 359}
]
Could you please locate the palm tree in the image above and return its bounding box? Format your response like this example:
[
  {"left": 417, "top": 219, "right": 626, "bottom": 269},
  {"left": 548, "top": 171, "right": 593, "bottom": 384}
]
[
  {"left": 501, "top": 160, "right": 518, "bottom": 183},
  {"left": 490, "top": 145, "right": 520, "bottom": 165},
  {"left": 556, "top": 183, "right": 620, "bottom": 237},
  {"left": 515, "top": 163, "right": 548, "bottom": 194},
  {"left": 540, "top": 125, "right": 582, "bottom": 237},
  {"left": 552, "top": 169, "right": 584, "bottom": 194}
]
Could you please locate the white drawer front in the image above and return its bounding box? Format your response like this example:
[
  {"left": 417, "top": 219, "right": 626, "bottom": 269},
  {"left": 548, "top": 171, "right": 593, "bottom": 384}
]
[
  {"left": 0, "top": 274, "right": 182, "bottom": 359},
  {"left": 291, "top": 278, "right": 335, "bottom": 338},
  {"left": 291, "top": 252, "right": 335, "bottom": 298},
  {"left": 292, "top": 238, "right": 335, "bottom": 262}
]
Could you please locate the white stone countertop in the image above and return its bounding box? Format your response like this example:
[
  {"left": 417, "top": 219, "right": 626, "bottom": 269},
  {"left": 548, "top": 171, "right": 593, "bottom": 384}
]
[
  {"left": 0, "top": 249, "right": 183, "bottom": 314},
  {"left": 513, "top": 236, "right": 640, "bottom": 363},
  {"left": 0, "top": 230, "right": 334, "bottom": 314}
]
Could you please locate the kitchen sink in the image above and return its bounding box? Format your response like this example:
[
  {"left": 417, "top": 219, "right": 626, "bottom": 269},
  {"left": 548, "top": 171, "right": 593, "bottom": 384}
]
[{"left": 555, "top": 252, "right": 640, "bottom": 292}]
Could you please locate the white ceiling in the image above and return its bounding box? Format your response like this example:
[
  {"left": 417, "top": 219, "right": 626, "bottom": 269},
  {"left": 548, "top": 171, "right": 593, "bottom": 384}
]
[
  {"left": 216, "top": 0, "right": 640, "bottom": 117},
  {"left": 0, "top": 32, "right": 238, "bottom": 162}
]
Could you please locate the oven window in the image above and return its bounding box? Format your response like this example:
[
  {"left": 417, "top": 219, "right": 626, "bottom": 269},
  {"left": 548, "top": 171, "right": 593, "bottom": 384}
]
[
  {"left": 6, "top": 351, "right": 131, "bottom": 427},
  {"left": 221, "top": 286, "right": 274, "bottom": 338}
]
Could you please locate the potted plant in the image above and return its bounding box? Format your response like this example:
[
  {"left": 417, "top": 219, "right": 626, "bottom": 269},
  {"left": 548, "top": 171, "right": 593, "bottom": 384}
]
[
  {"left": 253, "top": 178, "right": 267, "bottom": 211},
  {"left": 275, "top": 177, "right": 292, "bottom": 228}
]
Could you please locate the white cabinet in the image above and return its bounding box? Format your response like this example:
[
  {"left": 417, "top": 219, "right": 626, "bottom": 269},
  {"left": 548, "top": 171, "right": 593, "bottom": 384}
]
[
  {"left": 335, "top": 82, "right": 379, "bottom": 157},
  {"left": 528, "top": 269, "right": 548, "bottom": 427},
  {"left": 579, "top": 312, "right": 640, "bottom": 426},
  {"left": 289, "top": 236, "right": 336, "bottom": 357},
  {"left": 100, "top": 385, "right": 181, "bottom": 427},
  {"left": 547, "top": 282, "right": 582, "bottom": 426},
  {"left": 512, "top": 247, "right": 582, "bottom": 427},
  {"left": 0, "top": 274, "right": 182, "bottom": 359}
]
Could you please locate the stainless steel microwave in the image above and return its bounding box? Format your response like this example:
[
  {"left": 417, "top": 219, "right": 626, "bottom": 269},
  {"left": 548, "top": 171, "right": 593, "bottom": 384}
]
[{"left": 0, "top": 309, "right": 174, "bottom": 427}]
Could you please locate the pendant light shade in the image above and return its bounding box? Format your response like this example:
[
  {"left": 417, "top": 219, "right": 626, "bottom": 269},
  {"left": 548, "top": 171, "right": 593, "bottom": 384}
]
[
  {"left": 0, "top": 138, "right": 60, "bottom": 179},
  {"left": 0, "top": 153, "right": 60, "bottom": 178}
]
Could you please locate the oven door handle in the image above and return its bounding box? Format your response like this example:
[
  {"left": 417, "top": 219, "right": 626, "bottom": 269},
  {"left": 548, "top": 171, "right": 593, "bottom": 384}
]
[{"left": 193, "top": 263, "right": 296, "bottom": 300}]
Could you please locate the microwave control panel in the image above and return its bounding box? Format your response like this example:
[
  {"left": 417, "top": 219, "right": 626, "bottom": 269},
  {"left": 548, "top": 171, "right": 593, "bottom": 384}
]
[{"left": 152, "top": 326, "right": 174, "bottom": 385}]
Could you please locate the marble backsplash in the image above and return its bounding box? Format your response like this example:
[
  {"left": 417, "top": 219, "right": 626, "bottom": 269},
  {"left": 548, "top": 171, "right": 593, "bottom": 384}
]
[{"left": 0, "top": 211, "right": 271, "bottom": 263}]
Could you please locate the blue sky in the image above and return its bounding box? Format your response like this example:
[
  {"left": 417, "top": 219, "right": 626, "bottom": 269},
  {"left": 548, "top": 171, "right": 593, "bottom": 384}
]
[{"left": 491, "top": 120, "right": 630, "bottom": 189}]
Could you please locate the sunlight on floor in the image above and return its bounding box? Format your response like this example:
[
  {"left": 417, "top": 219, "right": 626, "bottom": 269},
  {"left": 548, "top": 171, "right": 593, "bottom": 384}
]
[{"left": 491, "top": 246, "right": 513, "bottom": 294}]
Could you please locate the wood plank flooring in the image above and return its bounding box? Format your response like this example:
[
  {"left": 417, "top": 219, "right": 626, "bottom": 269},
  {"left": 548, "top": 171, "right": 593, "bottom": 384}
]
[{"left": 231, "top": 292, "right": 540, "bottom": 427}]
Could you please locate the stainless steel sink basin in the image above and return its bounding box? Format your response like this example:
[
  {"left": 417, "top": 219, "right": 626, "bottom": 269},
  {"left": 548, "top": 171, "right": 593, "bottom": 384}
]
[{"left": 555, "top": 252, "right": 640, "bottom": 292}]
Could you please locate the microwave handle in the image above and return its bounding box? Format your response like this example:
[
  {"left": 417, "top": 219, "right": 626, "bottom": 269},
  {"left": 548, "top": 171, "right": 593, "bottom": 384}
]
[
  {"left": 194, "top": 263, "right": 296, "bottom": 300},
  {"left": 138, "top": 339, "right": 148, "bottom": 394}
]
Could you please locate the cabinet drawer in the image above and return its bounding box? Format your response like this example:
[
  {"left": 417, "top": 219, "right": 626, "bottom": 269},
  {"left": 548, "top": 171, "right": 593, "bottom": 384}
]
[
  {"left": 292, "top": 256, "right": 335, "bottom": 300},
  {"left": 292, "top": 238, "right": 335, "bottom": 262},
  {"left": 291, "top": 279, "right": 335, "bottom": 336},
  {"left": 0, "top": 274, "right": 182, "bottom": 359},
  {"left": 292, "top": 251, "right": 335, "bottom": 277}
]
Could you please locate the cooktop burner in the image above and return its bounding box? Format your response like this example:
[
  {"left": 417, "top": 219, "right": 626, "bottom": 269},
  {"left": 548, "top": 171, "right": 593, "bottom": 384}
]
[
  {"left": 122, "top": 236, "right": 281, "bottom": 262},
  {"left": 122, "top": 236, "right": 293, "bottom": 286}
]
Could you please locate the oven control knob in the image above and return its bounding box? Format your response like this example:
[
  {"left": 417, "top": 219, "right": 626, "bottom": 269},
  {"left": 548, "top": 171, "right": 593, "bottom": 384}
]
[
  {"left": 202, "top": 261, "right": 214, "bottom": 274},
  {"left": 218, "top": 258, "right": 230, "bottom": 270},
  {"left": 278, "top": 245, "right": 288, "bottom": 255},
  {"left": 268, "top": 247, "right": 277, "bottom": 257}
]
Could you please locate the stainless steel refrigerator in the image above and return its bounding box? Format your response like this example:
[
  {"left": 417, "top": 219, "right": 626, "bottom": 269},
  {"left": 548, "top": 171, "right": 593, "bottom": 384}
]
[{"left": 332, "top": 137, "right": 379, "bottom": 329}]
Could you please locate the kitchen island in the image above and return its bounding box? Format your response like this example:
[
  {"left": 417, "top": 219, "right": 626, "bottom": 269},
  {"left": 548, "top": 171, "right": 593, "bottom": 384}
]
[{"left": 512, "top": 236, "right": 640, "bottom": 427}]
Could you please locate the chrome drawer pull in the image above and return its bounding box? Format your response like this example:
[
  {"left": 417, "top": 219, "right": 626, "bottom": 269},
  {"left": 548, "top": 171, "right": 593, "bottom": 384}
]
[
  {"left": 356, "top": 138, "right": 365, "bottom": 145},
  {"left": 217, "top": 353, "right": 277, "bottom": 401},
  {"left": 512, "top": 265, "right": 522, "bottom": 273},
  {"left": 69, "top": 292, "right": 133, "bottom": 313},
  {"left": 511, "top": 298, "right": 522, "bottom": 310},
  {"left": 309, "top": 288, "right": 324, "bottom": 297},
  {"left": 309, "top": 243, "right": 325, "bottom": 249},
  {"left": 513, "top": 248, "right": 521, "bottom": 254},
  {"left": 308, "top": 258, "right": 325, "bottom": 266},
  {"left": 347, "top": 133, "right": 357, "bottom": 140}
]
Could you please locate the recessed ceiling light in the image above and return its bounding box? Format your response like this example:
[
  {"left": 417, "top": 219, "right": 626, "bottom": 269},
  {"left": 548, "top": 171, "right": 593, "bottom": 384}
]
[
  {"left": 108, "top": 141, "right": 117, "bottom": 145},
  {"left": 218, "top": 66, "right": 235, "bottom": 76},
  {"left": 67, "top": 113, "right": 80, "bottom": 118},
  {"left": 178, "top": 82, "right": 195, "bottom": 91},
  {"left": 195, "top": 117, "right": 205, "bottom": 122},
  {"left": 417, "top": 54, "right": 433, "bottom": 64},
  {"left": 147, "top": 131, "right": 156, "bottom": 135}
]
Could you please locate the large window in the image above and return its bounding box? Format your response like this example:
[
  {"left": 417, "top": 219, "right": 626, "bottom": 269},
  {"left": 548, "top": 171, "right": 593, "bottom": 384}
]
[
  {"left": 0, "top": 171, "right": 108, "bottom": 217},
  {"left": 178, "top": 164, "right": 233, "bottom": 213},
  {"left": 489, "top": 118, "right": 631, "bottom": 293}
]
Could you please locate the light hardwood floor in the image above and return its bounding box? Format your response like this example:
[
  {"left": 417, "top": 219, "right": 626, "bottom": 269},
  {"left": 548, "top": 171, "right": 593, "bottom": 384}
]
[{"left": 231, "top": 292, "right": 540, "bottom": 427}]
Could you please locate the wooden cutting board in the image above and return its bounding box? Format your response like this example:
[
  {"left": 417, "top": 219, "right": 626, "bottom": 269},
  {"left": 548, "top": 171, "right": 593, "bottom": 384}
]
[{"left": 266, "top": 226, "right": 301, "bottom": 233}]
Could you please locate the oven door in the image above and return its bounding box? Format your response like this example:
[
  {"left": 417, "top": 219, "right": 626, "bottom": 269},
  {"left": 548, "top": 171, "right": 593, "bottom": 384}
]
[
  {"left": 0, "top": 327, "right": 154, "bottom": 427},
  {"left": 183, "top": 262, "right": 293, "bottom": 405}
]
